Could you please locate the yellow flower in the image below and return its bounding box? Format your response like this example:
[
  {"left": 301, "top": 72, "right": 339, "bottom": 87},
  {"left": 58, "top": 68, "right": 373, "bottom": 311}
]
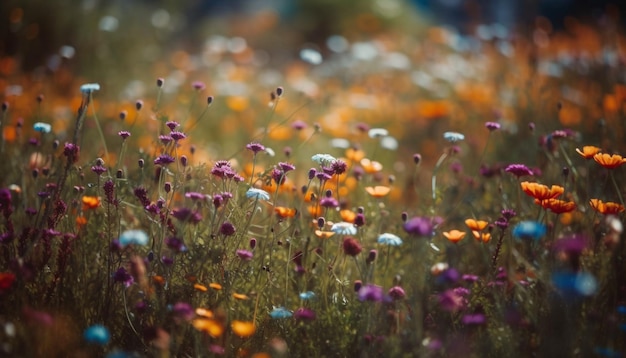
[
  {"left": 231, "top": 320, "right": 255, "bottom": 338},
  {"left": 575, "top": 146, "right": 601, "bottom": 159},
  {"left": 365, "top": 186, "right": 391, "bottom": 198}
]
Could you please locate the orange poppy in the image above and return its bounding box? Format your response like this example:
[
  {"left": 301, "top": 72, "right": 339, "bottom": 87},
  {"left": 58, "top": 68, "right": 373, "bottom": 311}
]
[
  {"left": 75, "top": 216, "right": 87, "bottom": 228},
  {"left": 465, "top": 219, "right": 488, "bottom": 231},
  {"left": 345, "top": 148, "right": 365, "bottom": 162},
  {"left": 520, "top": 182, "right": 564, "bottom": 202},
  {"left": 231, "top": 320, "right": 255, "bottom": 338},
  {"left": 82, "top": 196, "right": 101, "bottom": 210},
  {"left": 575, "top": 146, "right": 601, "bottom": 159},
  {"left": 209, "top": 282, "right": 222, "bottom": 290},
  {"left": 540, "top": 199, "right": 576, "bottom": 214},
  {"left": 314, "top": 230, "right": 335, "bottom": 239},
  {"left": 360, "top": 158, "right": 383, "bottom": 173},
  {"left": 307, "top": 205, "right": 323, "bottom": 218},
  {"left": 589, "top": 199, "right": 625, "bottom": 215},
  {"left": 275, "top": 207, "right": 297, "bottom": 219},
  {"left": 233, "top": 293, "right": 250, "bottom": 300},
  {"left": 195, "top": 308, "right": 214, "bottom": 318},
  {"left": 472, "top": 230, "right": 491, "bottom": 243},
  {"left": 193, "top": 318, "right": 224, "bottom": 338},
  {"left": 194, "top": 283, "right": 208, "bottom": 292},
  {"left": 443, "top": 230, "right": 466, "bottom": 243},
  {"left": 153, "top": 275, "right": 166, "bottom": 285},
  {"left": 593, "top": 153, "right": 626, "bottom": 169},
  {"left": 340, "top": 209, "right": 357, "bottom": 223},
  {"left": 365, "top": 186, "right": 391, "bottom": 198}
]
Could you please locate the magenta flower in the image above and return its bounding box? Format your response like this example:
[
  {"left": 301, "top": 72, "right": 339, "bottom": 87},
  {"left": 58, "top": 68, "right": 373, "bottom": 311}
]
[
  {"left": 342, "top": 237, "right": 363, "bottom": 256},
  {"left": 504, "top": 164, "right": 533, "bottom": 178},
  {"left": 294, "top": 308, "right": 316, "bottom": 321},
  {"left": 388, "top": 286, "right": 406, "bottom": 300},
  {"left": 485, "top": 122, "right": 501, "bottom": 131},
  {"left": 220, "top": 221, "right": 236, "bottom": 236},
  {"left": 154, "top": 154, "right": 175, "bottom": 166},
  {"left": 236, "top": 249, "right": 254, "bottom": 261},
  {"left": 358, "top": 284, "right": 384, "bottom": 302},
  {"left": 246, "top": 142, "right": 265, "bottom": 154}
]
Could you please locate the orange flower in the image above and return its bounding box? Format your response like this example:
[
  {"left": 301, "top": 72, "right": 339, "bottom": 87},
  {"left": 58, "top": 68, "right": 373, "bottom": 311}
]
[
  {"left": 340, "top": 209, "right": 357, "bottom": 223},
  {"left": 307, "top": 205, "right": 323, "bottom": 218},
  {"left": 194, "top": 283, "right": 208, "bottom": 292},
  {"left": 365, "top": 186, "right": 391, "bottom": 198},
  {"left": 195, "top": 308, "right": 214, "bottom": 318},
  {"left": 443, "top": 230, "right": 466, "bottom": 243},
  {"left": 0, "top": 272, "right": 16, "bottom": 291},
  {"left": 540, "top": 199, "right": 576, "bottom": 214},
  {"left": 465, "top": 219, "right": 488, "bottom": 231},
  {"left": 75, "top": 216, "right": 87, "bottom": 228},
  {"left": 209, "top": 283, "right": 222, "bottom": 290},
  {"left": 345, "top": 148, "right": 365, "bottom": 162},
  {"left": 575, "top": 146, "right": 601, "bottom": 159},
  {"left": 233, "top": 293, "right": 250, "bottom": 300},
  {"left": 593, "top": 153, "right": 626, "bottom": 169},
  {"left": 520, "top": 182, "right": 564, "bottom": 201},
  {"left": 314, "top": 230, "right": 335, "bottom": 239},
  {"left": 589, "top": 199, "right": 625, "bottom": 215},
  {"left": 82, "top": 196, "right": 101, "bottom": 210},
  {"left": 360, "top": 158, "right": 383, "bottom": 173},
  {"left": 193, "top": 318, "right": 224, "bottom": 338},
  {"left": 231, "top": 320, "right": 255, "bottom": 338},
  {"left": 275, "top": 207, "right": 297, "bottom": 219},
  {"left": 472, "top": 230, "right": 491, "bottom": 243},
  {"left": 153, "top": 275, "right": 166, "bottom": 285}
]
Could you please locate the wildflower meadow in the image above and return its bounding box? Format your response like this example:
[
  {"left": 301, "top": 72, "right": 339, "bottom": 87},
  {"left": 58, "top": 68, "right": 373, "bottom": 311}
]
[{"left": 1, "top": 1, "right": 626, "bottom": 357}]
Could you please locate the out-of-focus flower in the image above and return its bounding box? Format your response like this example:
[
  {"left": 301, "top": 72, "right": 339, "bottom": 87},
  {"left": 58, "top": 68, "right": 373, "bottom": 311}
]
[
  {"left": 33, "top": 122, "right": 52, "bottom": 133},
  {"left": 462, "top": 313, "right": 486, "bottom": 325},
  {"left": 314, "top": 230, "right": 335, "bottom": 239},
  {"left": 464, "top": 219, "right": 488, "bottom": 231},
  {"left": 236, "top": 249, "right": 253, "bottom": 261},
  {"left": 80, "top": 83, "right": 101, "bottom": 94},
  {"left": 82, "top": 196, "right": 101, "bottom": 210},
  {"left": 505, "top": 164, "right": 534, "bottom": 178},
  {"left": 154, "top": 154, "right": 175, "bottom": 166},
  {"left": 299, "top": 291, "right": 315, "bottom": 300},
  {"left": 593, "top": 153, "right": 626, "bottom": 169},
  {"left": 294, "top": 308, "right": 316, "bottom": 321},
  {"left": 84, "top": 324, "right": 110, "bottom": 345},
  {"left": 275, "top": 206, "right": 297, "bottom": 219},
  {"left": 404, "top": 216, "right": 435, "bottom": 236},
  {"left": 368, "top": 128, "right": 389, "bottom": 138},
  {"left": 485, "top": 122, "right": 501, "bottom": 131},
  {"left": 552, "top": 271, "right": 598, "bottom": 297},
  {"left": 358, "top": 284, "right": 383, "bottom": 302},
  {"left": 231, "top": 320, "right": 255, "bottom": 338},
  {"left": 443, "top": 131, "right": 465, "bottom": 142},
  {"left": 193, "top": 317, "right": 224, "bottom": 338},
  {"left": 365, "top": 186, "right": 391, "bottom": 198},
  {"left": 342, "top": 237, "right": 363, "bottom": 256},
  {"left": 388, "top": 286, "right": 406, "bottom": 300},
  {"left": 360, "top": 158, "right": 383, "bottom": 173},
  {"left": 311, "top": 153, "right": 336, "bottom": 165},
  {"left": 512, "top": 221, "right": 547, "bottom": 240},
  {"left": 246, "top": 142, "right": 265, "bottom": 154},
  {"left": 575, "top": 146, "right": 601, "bottom": 159},
  {"left": 438, "top": 289, "right": 466, "bottom": 312},
  {"left": 220, "top": 222, "right": 236, "bottom": 236},
  {"left": 269, "top": 307, "right": 293, "bottom": 319},
  {"left": 589, "top": 199, "right": 625, "bottom": 215},
  {"left": 377, "top": 233, "right": 403, "bottom": 246},
  {"left": 246, "top": 188, "right": 270, "bottom": 201},
  {"left": 472, "top": 231, "right": 492, "bottom": 243},
  {"left": 119, "top": 229, "right": 149, "bottom": 247},
  {"left": 331, "top": 222, "right": 357, "bottom": 235},
  {"left": 443, "top": 230, "right": 466, "bottom": 243}
]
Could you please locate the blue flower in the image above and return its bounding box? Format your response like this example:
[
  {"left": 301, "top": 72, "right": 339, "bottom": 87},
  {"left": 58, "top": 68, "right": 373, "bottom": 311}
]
[
  {"left": 119, "top": 229, "right": 149, "bottom": 247},
  {"left": 299, "top": 291, "right": 316, "bottom": 300},
  {"left": 269, "top": 306, "right": 293, "bottom": 319},
  {"left": 331, "top": 222, "right": 357, "bottom": 235},
  {"left": 33, "top": 122, "right": 52, "bottom": 133},
  {"left": 377, "top": 233, "right": 403, "bottom": 246},
  {"left": 84, "top": 324, "right": 110, "bottom": 345},
  {"left": 512, "top": 221, "right": 547, "bottom": 240},
  {"left": 552, "top": 271, "right": 598, "bottom": 297},
  {"left": 245, "top": 188, "right": 270, "bottom": 201},
  {"left": 80, "top": 83, "right": 101, "bottom": 94},
  {"left": 443, "top": 131, "right": 465, "bottom": 143}
]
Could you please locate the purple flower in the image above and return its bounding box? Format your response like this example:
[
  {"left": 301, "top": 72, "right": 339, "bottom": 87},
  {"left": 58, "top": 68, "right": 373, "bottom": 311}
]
[
  {"left": 462, "top": 274, "right": 479, "bottom": 283},
  {"left": 388, "top": 286, "right": 406, "bottom": 300},
  {"left": 236, "top": 249, "right": 254, "bottom": 261},
  {"left": 185, "top": 192, "right": 206, "bottom": 201},
  {"left": 170, "top": 131, "right": 186, "bottom": 141},
  {"left": 278, "top": 162, "right": 296, "bottom": 172},
  {"left": 294, "top": 308, "right": 316, "bottom": 321},
  {"left": 63, "top": 143, "right": 80, "bottom": 163},
  {"left": 438, "top": 289, "right": 466, "bottom": 312},
  {"left": 403, "top": 216, "right": 435, "bottom": 237},
  {"left": 358, "top": 284, "right": 384, "bottom": 302},
  {"left": 504, "top": 164, "right": 533, "bottom": 178},
  {"left": 319, "top": 197, "right": 339, "bottom": 208},
  {"left": 113, "top": 267, "right": 134, "bottom": 287},
  {"left": 165, "top": 237, "right": 187, "bottom": 252},
  {"left": 192, "top": 81, "right": 206, "bottom": 91},
  {"left": 165, "top": 121, "right": 179, "bottom": 131},
  {"left": 172, "top": 302, "right": 194, "bottom": 322},
  {"left": 292, "top": 120, "right": 307, "bottom": 130},
  {"left": 154, "top": 154, "right": 175, "bottom": 166},
  {"left": 501, "top": 209, "right": 516, "bottom": 219},
  {"left": 331, "top": 160, "right": 348, "bottom": 175},
  {"left": 246, "top": 142, "right": 265, "bottom": 154},
  {"left": 159, "top": 135, "right": 173, "bottom": 144},
  {"left": 462, "top": 313, "right": 486, "bottom": 325},
  {"left": 90, "top": 165, "right": 106, "bottom": 176},
  {"left": 220, "top": 221, "right": 236, "bottom": 236},
  {"left": 118, "top": 131, "right": 131, "bottom": 139},
  {"left": 171, "top": 208, "right": 202, "bottom": 223},
  {"left": 485, "top": 122, "right": 501, "bottom": 131}
]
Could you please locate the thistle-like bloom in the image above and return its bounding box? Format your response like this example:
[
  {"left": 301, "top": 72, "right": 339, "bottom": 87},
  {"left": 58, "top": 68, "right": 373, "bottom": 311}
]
[
  {"left": 485, "top": 122, "right": 501, "bottom": 131},
  {"left": 358, "top": 284, "right": 384, "bottom": 302},
  {"left": 154, "top": 154, "right": 175, "bottom": 166},
  {"left": 331, "top": 222, "right": 357, "bottom": 235},
  {"left": 80, "top": 83, "right": 101, "bottom": 94},
  {"left": 170, "top": 131, "right": 186, "bottom": 141},
  {"left": 443, "top": 131, "right": 465, "bottom": 143},
  {"left": 404, "top": 217, "right": 435, "bottom": 236},
  {"left": 33, "top": 122, "right": 52, "bottom": 133},
  {"left": 504, "top": 164, "right": 533, "bottom": 178},
  {"left": 342, "top": 237, "right": 363, "bottom": 256},
  {"left": 119, "top": 229, "right": 149, "bottom": 247},
  {"left": 246, "top": 142, "right": 265, "bottom": 154},
  {"left": 118, "top": 131, "right": 131, "bottom": 140},
  {"left": 236, "top": 249, "right": 253, "bottom": 261},
  {"left": 388, "top": 286, "right": 406, "bottom": 300},
  {"left": 443, "top": 230, "right": 466, "bottom": 243},
  {"left": 377, "top": 233, "right": 403, "bottom": 246},
  {"left": 219, "top": 222, "right": 236, "bottom": 236},
  {"left": 593, "top": 153, "right": 626, "bottom": 169},
  {"left": 245, "top": 188, "right": 270, "bottom": 201},
  {"left": 575, "top": 146, "right": 601, "bottom": 159},
  {"left": 512, "top": 221, "right": 547, "bottom": 240},
  {"left": 589, "top": 199, "right": 625, "bottom": 215}
]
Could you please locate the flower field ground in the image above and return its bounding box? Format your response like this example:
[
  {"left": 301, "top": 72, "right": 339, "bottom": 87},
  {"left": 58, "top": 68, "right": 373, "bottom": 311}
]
[{"left": 1, "top": 1, "right": 626, "bottom": 357}]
